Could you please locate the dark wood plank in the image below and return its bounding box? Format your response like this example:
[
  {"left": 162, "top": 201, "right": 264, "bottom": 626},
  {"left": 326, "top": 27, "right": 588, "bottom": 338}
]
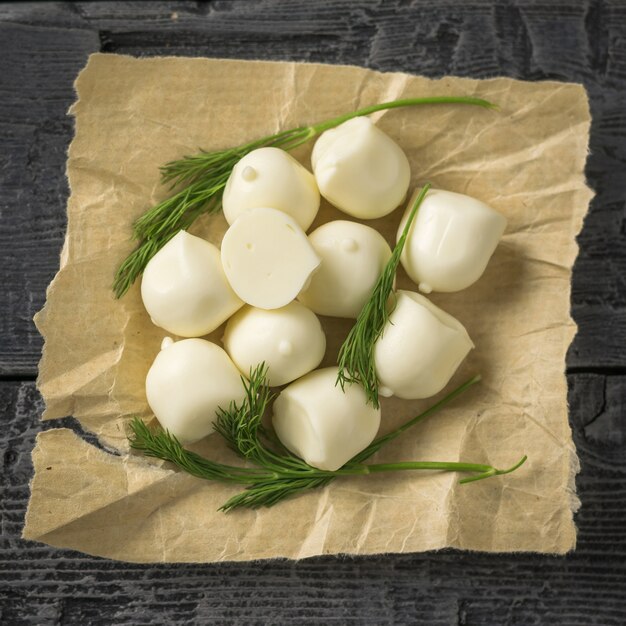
[
  {"left": 0, "top": 20, "right": 99, "bottom": 376},
  {"left": 2, "top": 374, "right": 626, "bottom": 625},
  {"left": 1, "top": 2, "right": 626, "bottom": 624},
  {"left": 0, "top": 0, "right": 626, "bottom": 373}
]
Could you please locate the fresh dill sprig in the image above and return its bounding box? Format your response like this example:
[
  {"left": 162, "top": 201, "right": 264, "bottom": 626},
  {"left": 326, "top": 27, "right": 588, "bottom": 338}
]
[
  {"left": 128, "top": 364, "right": 526, "bottom": 511},
  {"left": 336, "top": 183, "right": 431, "bottom": 408},
  {"left": 114, "top": 96, "right": 497, "bottom": 297}
]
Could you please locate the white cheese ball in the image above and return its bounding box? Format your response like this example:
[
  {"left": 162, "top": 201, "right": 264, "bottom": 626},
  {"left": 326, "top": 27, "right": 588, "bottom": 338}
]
[
  {"left": 222, "top": 147, "right": 320, "bottom": 231},
  {"left": 272, "top": 367, "right": 381, "bottom": 471},
  {"left": 141, "top": 231, "right": 243, "bottom": 337},
  {"left": 145, "top": 338, "right": 246, "bottom": 444},
  {"left": 398, "top": 188, "right": 507, "bottom": 293},
  {"left": 374, "top": 291, "right": 473, "bottom": 399},
  {"left": 223, "top": 301, "right": 326, "bottom": 387},
  {"left": 311, "top": 116, "right": 411, "bottom": 219},
  {"left": 221, "top": 207, "right": 321, "bottom": 310},
  {"left": 297, "top": 220, "right": 392, "bottom": 318}
]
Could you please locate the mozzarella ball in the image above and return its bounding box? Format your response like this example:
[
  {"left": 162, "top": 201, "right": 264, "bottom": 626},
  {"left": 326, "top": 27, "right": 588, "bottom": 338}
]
[
  {"left": 145, "top": 338, "right": 246, "bottom": 444},
  {"left": 222, "top": 147, "right": 320, "bottom": 231},
  {"left": 221, "top": 207, "right": 321, "bottom": 310},
  {"left": 398, "top": 188, "right": 507, "bottom": 293},
  {"left": 272, "top": 367, "right": 381, "bottom": 471},
  {"left": 223, "top": 301, "right": 326, "bottom": 387},
  {"left": 297, "top": 220, "right": 392, "bottom": 318},
  {"left": 311, "top": 116, "right": 410, "bottom": 219},
  {"left": 374, "top": 291, "right": 473, "bottom": 399},
  {"left": 141, "top": 231, "right": 243, "bottom": 337}
]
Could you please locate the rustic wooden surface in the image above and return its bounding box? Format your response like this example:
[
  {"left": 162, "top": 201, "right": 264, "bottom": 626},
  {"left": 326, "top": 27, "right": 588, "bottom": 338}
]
[{"left": 1, "top": 1, "right": 625, "bottom": 624}]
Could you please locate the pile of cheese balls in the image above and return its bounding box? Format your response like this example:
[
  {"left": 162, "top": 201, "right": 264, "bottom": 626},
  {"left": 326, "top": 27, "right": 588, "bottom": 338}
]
[{"left": 141, "top": 117, "right": 506, "bottom": 471}]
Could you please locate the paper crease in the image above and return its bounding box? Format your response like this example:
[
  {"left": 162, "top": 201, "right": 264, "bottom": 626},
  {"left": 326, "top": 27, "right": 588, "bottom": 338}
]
[{"left": 25, "top": 54, "right": 592, "bottom": 562}]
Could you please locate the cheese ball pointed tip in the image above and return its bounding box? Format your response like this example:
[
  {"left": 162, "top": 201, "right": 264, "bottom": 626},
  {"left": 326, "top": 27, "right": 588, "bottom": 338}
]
[
  {"left": 298, "top": 220, "right": 392, "bottom": 318},
  {"left": 311, "top": 117, "right": 411, "bottom": 219},
  {"left": 374, "top": 291, "right": 473, "bottom": 400},
  {"left": 223, "top": 301, "right": 326, "bottom": 387},
  {"left": 223, "top": 147, "right": 320, "bottom": 231},
  {"left": 221, "top": 208, "right": 321, "bottom": 310},
  {"left": 399, "top": 188, "right": 507, "bottom": 293},
  {"left": 141, "top": 231, "right": 243, "bottom": 337},
  {"left": 272, "top": 367, "right": 381, "bottom": 471},
  {"left": 145, "top": 338, "right": 246, "bottom": 444}
]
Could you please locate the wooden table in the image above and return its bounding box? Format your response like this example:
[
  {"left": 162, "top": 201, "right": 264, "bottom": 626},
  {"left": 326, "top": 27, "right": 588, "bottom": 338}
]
[{"left": 2, "top": 2, "right": 625, "bottom": 624}]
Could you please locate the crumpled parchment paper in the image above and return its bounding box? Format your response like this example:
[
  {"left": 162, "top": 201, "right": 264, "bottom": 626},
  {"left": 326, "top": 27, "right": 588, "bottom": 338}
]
[{"left": 24, "top": 54, "right": 592, "bottom": 562}]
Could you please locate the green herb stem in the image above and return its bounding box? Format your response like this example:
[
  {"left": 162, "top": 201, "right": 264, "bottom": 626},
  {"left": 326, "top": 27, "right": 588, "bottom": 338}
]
[
  {"left": 309, "top": 96, "right": 497, "bottom": 135},
  {"left": 115, "top": 96, "right": 496, "bottom": 298},
  {"left": 352, "top": 457, "right": 528, "bottom": 480},
  {"left": 159, "top": 96, "right": 496, "bottom": 190},
  {"left": 349, "top": 374, "right": 481, "bottom": 463},
  {"left": 128, "top": 367, "right": 525, "bottom": 511},
  {"left": 336, "top": 183, "right": 431, "bottom": 408}
]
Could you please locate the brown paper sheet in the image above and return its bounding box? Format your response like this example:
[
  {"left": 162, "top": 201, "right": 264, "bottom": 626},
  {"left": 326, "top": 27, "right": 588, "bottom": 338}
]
[{"left": 25, "top": 54, "right": 592, "bottom": 562}]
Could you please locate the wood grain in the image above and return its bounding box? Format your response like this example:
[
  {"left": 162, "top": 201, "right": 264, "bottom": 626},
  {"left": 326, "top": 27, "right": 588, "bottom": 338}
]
[
  {"left": 1, "top": 1, "right": 625, "bottom": 624},
  {"left": 0, "top": 0, "right": 626, "bottom": 373},
  {"left": 1, "top": 375, "right": 626, "bottom": 625}
]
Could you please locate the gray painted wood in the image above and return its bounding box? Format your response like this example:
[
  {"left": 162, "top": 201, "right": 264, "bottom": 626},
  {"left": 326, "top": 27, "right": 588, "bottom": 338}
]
[
  {"left": 1, "top": 1, "right": 625, "bottom": 624},
  {"left": 2, "top": 375, "right": 625, "bottom": 625},
  {"left": 1, "top": 0, "right": 626, "bottom": 372}
]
